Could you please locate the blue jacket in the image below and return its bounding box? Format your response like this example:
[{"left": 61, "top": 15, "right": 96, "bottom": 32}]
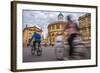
[{"left": 32, "top": 32, "right": 41, "bottom": 42}]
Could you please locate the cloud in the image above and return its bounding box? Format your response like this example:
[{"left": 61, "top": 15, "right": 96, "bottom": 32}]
[{"left": 23, "top": 10, "right": 86, "bottom": 38}]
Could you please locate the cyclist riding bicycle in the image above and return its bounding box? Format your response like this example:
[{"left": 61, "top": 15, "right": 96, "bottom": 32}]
[
  {"left": 29, "top": 32, "right": 42, "bottom": 56},
  {"left": 64, "top": 15, "right": 79, "bottom": 59}
]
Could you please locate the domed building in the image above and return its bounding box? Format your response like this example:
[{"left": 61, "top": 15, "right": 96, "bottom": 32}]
[{"left": 47, "top": 13, "right": 68, "bottom": 45}]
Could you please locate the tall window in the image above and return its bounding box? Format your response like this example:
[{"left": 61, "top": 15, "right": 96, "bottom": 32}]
[
  {"left": 56, "top": 25, "right": 60, "bottom": 29},
  {"left": 50, "top": 26, "right": 52, "bottom": 30},
  {"left": 52, "top": 25, "right": 55, "bottom": 30},
  {"left": 52, "top": 33, "right": 54, "bottom": 36}
]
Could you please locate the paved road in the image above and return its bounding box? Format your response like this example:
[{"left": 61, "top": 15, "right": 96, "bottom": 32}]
[
  {"left": 23, "top": 44, "right": 90, "bottom": 63},
  {"left": 23, "top": 46, "right": 58, "bottom": 62}
]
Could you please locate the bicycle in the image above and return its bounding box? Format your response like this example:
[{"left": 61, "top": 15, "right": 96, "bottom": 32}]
[
  {"left": 71, "top": 34, "right": 90, "bottom": 59},
  {"left": 30, "top": 41, "right": 42, "bottom": 56}
]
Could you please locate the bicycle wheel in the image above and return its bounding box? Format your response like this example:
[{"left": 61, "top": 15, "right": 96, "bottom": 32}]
[
  {"left": 37, "top": 49, "right": 42, "bottom": 56},
  {"left": 73, "top": 35, "right": 90, "bottom": 59},
  {"left": 31, "top": 45, "right": 35, "bottom": 55}
]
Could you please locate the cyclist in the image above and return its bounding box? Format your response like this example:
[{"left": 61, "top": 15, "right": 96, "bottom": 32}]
[
  {"left": 29, "top": 32, "right": 41, "bottom": 55},
  {"left": 64, "top": 15, "right": 79, "bottom": 58}
]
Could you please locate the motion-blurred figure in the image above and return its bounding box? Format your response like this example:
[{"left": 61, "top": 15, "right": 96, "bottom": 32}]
[
  {"left": 64, "top": 15, "right": 79, "bottom": 58},
  {"left": 54, "top": 32, "right": 64, "bottom": 60}
]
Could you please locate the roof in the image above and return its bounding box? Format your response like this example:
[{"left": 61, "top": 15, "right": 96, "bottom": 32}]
[
  {"left": 79, "top": 13, "right": 91, "bottom": 20},
  {"left": 58, "top": 12, "right": 64, "bottom": 17},
  {"left": 23, "top": 25, "right": 42, "bottom": 32}
]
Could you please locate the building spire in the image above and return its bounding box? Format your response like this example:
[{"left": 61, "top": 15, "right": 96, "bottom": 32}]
[{"left": 58, "top": 12, "right": 64, "bottom": 21}]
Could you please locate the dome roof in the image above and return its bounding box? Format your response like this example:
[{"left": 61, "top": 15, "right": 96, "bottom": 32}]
[{"left": 58, "top": 12, "right": 64, "bottom": 17}]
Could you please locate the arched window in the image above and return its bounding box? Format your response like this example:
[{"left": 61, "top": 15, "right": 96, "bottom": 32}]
[
  {"left": 52, "top": 33, "right": 54, "bottom": 36},
  {"left": 52, "top": 25, "right": 55, "bottom": 30}
]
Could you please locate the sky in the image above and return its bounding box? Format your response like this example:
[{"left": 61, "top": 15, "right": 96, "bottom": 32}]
[{"left": 22, "top": 10, "right": 87, "bottom": 38}]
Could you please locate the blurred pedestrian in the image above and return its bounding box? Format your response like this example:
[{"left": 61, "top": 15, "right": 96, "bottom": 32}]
[
  {"left": 64, "top": 15, "right": 79, "bottom": 58},
  {"left": 54, "top": 32, "right": 64, "bottom": 60}
]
